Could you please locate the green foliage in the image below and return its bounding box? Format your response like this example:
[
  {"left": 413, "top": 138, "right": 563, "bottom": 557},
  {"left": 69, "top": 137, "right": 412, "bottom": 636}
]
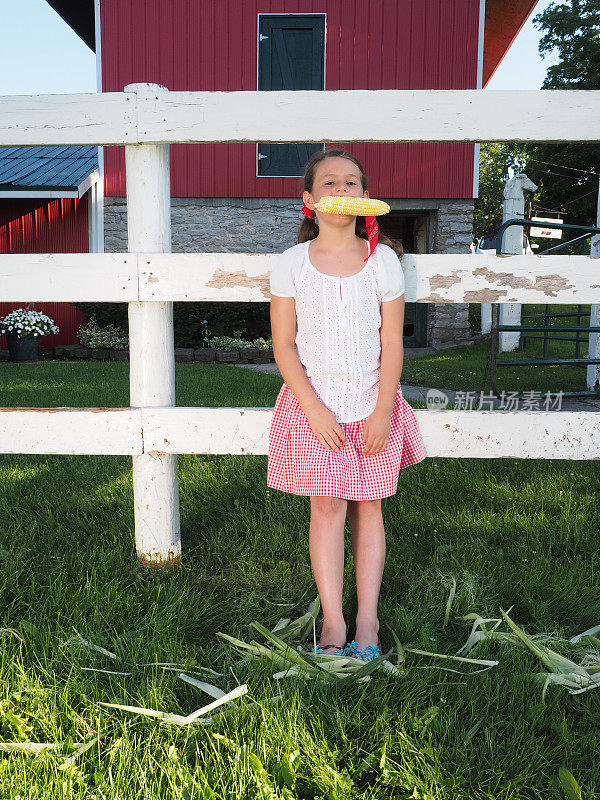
[
  {"left": 207, "top": 335, "right": 272, "bottom": 351},
  {"left": 520, "top": 0, "right": 600, "bottom": 236},
  {"left": 475, "top": 2, "right": 600, "bottom": 246},
  {"left": 474, "top": 143, "right": 527, "bottom": 240},
  {"left": 535, "top": 0, "right": 600, "bottom": 90},
  {"left": 73, "top": 301, "right": 272, "bottom": 349},
  {"left": 77, "top": 315, "right": 129, "bottom": 350},
  {"left": 559, "top": 766, "right": 583, "bottom": 800}
]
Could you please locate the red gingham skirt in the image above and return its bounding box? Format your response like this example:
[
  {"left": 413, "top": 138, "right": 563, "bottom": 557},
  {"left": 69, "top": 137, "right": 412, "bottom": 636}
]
[{"left": 267, "top": 382, "right": 427, "bottom": 500}]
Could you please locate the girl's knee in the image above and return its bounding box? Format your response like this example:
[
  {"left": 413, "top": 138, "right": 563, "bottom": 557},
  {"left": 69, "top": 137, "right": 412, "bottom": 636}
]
[
  {"left": 349, "top": 498, "right": 382, "bottom": 516},
  {"left": 310, "top": 496, "right": 348, "bottom": 516}
]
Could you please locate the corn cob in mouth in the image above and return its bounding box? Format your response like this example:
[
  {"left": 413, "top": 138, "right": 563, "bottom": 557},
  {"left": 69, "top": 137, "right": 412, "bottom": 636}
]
[{"left": 312, "top": 195, "right": 390, "bottom": 216}]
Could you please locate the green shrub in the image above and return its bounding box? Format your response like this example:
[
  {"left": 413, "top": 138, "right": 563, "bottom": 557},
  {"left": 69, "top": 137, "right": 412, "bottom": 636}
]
[
  {"left": 72, "top": 301, "right": 271, "bottom": 348},
  {"left": 77, "top": 315, "right": 129, "bottom": 350},
  {"left": 207, "top": 335, "right": 272, "bottom": 351}
]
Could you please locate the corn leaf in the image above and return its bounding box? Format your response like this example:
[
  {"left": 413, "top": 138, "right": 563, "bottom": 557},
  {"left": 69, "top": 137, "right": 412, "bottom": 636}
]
[
  {"left": 72, "top": 628, "right": 117, "bottom": 660},
  {"left": 404, "top": 647, "right": 498, "bottom": 667},
  {"left": 61, "top": 736, "right": 99, "bottom": 766},
  {"left": 0, "top": 742, "right": 61, "bottom": 754},
  {"left": 81, "top": 668, "right": 132, "bottom": 676},
  {"left": 183, "top": 684, "right": 248, "bottom": 723},
  {"left": 570, "top": 624, "right": 600, "bottom": 644},
  {"left": 250, "top": 622, "right": 335, "bottom": 680},
  {"left": 98, "top": 702, "right": 194, "bottom": 725},
  {"left": 269, "top": 597, "right": 320, "bottom": 640},
  {"left": 178, "top": 674, "right": 226, "bottom": 699},
  {"left": 455, "top": 615, "right": 506, "bottom": 657},
  {"left": 337, "top": 650, "right": 395, "bottom": 688},
  {"left": 272, "top": 667, "right": 310, "bottom": 680},
  {"left": 385, "top": 626, "right": 405, "bottom": 666},
  {"left": 444, "top": 578, "right": 457, "bottom": 627},
  {"left": 500, "top": 610, "right": 588, "bottom": 677}
]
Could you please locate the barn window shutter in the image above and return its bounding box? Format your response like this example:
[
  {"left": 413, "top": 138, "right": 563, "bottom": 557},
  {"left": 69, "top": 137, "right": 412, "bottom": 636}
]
[{"left": 257, "top": 14, "right": 325, "bottom": 177}]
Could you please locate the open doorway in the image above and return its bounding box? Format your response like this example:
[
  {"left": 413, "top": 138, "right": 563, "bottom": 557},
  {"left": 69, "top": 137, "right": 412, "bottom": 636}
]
[{"left": 378, "top": 211, "right": 429, "bottom": 347}]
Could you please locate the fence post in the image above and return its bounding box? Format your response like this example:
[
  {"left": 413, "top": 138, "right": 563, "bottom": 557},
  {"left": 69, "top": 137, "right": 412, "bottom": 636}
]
[
  {"left": 499, "top": 173, "right": 537, "bottom": 352},
  {"left": 124, "top": 82, "right": 181, "bottom": 566},
  {"left": 587, "top": 168, "right": 600, "bottom": 391}
]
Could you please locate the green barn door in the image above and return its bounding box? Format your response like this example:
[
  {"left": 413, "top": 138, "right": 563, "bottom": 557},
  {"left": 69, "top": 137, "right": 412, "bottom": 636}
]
[{"left": 258, "top": 15, "right": 325, "bottom": 176}]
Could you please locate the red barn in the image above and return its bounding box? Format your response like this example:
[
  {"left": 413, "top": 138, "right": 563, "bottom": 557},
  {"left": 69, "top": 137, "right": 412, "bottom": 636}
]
[{"left": 6, "top": 0, "right": 538, "bottom": 349}]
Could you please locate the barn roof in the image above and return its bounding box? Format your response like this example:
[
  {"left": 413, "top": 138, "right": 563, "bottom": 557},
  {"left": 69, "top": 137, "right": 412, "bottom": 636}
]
[
  {"left": 0, "top": 146, "right": 99, "bottom": 198},
  {"left": 45, "top": 0, "right": 95, "bottom": 51}
]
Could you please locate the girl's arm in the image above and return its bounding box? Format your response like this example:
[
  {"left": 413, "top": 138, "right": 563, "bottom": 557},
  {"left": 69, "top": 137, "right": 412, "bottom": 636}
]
[
  {"left": 270, "top": 295, "right": 324, "bottom": 416},
  {"left": 375, "top": 296, "right": 405, "bottom": 415}
]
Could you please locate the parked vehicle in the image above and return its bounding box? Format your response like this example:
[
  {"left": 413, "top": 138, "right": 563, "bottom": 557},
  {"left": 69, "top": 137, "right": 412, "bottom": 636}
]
[{"left": 474, "top": 234, "right": 538, "bottom": 254}]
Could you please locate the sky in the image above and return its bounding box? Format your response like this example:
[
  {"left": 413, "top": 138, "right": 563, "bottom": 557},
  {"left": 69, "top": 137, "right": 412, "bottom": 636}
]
[{"left": 0, "top": 0, "right": 562, "bottom": 96}]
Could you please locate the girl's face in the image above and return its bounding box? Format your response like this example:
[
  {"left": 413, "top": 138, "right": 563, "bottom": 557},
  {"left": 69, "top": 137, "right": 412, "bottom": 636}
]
[{"left": 303, "top": 157, "right": 369, "bottom": 219}]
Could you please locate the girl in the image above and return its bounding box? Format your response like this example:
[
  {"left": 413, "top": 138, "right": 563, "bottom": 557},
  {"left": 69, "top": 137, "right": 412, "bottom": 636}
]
[{"left": 267, "top": 148, "right": 427, "bottom": 662}]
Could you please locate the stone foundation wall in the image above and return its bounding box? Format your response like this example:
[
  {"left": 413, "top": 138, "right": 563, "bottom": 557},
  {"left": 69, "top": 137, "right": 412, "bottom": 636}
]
[
  {"left": 428, "top": 200, "right": 475, "bottom": 349},
  {"left": 105, "top": 197, "right": 300, "bottom": 254},
  {"left": 105, "top": 196, "right": 475, "bottom": 347}
]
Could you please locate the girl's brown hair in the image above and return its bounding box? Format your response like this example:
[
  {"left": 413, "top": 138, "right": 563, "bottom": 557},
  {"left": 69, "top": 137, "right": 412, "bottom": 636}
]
[{"left": 297, "top": 148, "right": 404, "bottom": 258}]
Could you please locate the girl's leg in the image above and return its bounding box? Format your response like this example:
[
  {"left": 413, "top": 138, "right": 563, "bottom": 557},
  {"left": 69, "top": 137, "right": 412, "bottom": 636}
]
[
  {"left": 309, "top": 495, "right": 348, "bottom": 648},
  {"left": 346, "top": 499, "right": 385, "bottom": 649}
]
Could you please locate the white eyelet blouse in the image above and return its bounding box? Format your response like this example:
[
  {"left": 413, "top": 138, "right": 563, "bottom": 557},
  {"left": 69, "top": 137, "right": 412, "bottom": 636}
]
[{"left": 269, "top": 238, "right": 406, "bottom": 423}]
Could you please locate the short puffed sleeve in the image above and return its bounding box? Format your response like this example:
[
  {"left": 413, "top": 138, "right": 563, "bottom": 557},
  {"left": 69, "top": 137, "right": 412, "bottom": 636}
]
[
  {"left": 269, "top": 250, "right": 296, "bottom": 298},
  {"left": 377, "top": 245, "right": 405, "bottom": 302}
]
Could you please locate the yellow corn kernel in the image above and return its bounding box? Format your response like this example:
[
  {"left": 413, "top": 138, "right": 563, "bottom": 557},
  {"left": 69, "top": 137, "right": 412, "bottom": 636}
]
[{"left": 313, "top": 195, "right": 390, "bottom": 216}]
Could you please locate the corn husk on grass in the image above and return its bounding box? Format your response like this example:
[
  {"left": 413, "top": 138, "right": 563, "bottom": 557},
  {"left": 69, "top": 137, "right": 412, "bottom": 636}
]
[
  {"left": 218, "top": 597, "right": 396, "bottom": 686},
  {"left": 99, "top": 683, "right": 248, "bottom": 727},
  {"left": 313, "top": 196, "right": 391, "bottom": 216},
  {"left": 217, "top": 596, "right": 499, "bottom": 686},
  {"left": 56, "top": 627, "right": 249, "bottom": 727},
  {"left": 456, "top": 607, "right": 600, "bottom": 700},
  {"left": 218, "top": 595, "right": 396, "bottom": 685}
]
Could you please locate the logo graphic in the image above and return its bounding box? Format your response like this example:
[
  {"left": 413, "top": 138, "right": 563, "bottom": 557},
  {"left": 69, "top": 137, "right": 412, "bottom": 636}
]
[{"left": 426, "top": 389, "right": 449, "bottom": 410}]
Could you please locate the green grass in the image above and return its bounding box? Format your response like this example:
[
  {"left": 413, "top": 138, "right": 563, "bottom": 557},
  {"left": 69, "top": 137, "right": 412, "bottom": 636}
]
[
  {"left": 403, "top": 304, "right": 597, "bottom": 395},
  {"left": 0, "top": 360, "right": 599, "bottom": 798}
]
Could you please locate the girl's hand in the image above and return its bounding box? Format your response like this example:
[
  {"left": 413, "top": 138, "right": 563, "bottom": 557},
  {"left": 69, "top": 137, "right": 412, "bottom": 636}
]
[
  {"left": 362, "top": 408, "right": 392, "bottom": 455},
  {"left": 305, "top": 404, "right": 347, "bottom": 450}
]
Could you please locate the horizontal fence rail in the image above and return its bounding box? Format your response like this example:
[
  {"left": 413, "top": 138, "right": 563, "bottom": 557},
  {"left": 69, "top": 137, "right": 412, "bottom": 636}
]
[
  {"left": 1, "top": 253, "right": 599, "bottom": 303},
  {"left": 1, "top": 408, "right": 599, "bottom": 460},
  {"left": 1, "top": 89, "right": 599, "bottom": 145}
]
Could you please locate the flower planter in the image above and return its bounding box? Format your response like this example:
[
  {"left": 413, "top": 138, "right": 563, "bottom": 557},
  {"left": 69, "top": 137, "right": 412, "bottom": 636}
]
[{"left": 6, "top": 333, "right": 40, "bottom": 363}]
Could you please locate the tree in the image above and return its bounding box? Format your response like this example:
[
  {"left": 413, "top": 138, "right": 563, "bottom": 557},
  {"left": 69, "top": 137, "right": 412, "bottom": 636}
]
[
  {"left": 474, "top": 143, "right": 527, "bottom": 240},
  {"left": 520, "top": 0, "right": 600, "bottom": 242}
]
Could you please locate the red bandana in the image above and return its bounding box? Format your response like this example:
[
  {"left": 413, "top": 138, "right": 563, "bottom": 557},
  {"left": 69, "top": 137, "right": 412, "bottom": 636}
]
[
  {"left": 301, "top": 202, "right": 315, "bottom": 220},
  {"left": 302, "top": 201, "right": 379, "bottom": 262},
  {"left": 364, "top": 215, "right": 379, "bottom": 260}
]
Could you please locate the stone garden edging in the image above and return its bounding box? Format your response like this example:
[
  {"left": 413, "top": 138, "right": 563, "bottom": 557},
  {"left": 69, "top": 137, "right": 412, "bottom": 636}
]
[{"left": 0, "top": 344, "right": 276, "bottom": 364}]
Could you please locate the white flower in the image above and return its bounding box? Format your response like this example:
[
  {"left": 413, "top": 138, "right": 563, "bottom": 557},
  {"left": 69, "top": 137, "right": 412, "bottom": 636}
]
[{"left": 0, "top": 306, "right": 59, "bottom": 337}]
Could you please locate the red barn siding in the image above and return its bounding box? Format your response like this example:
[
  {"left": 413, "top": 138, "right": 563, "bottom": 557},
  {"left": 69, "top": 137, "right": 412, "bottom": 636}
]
[
  {"left": 101, "top": 0, "right": 480, "bottom": 199},
  {"left": 0, "top": 197, "right": 88, "bottom": 350}
]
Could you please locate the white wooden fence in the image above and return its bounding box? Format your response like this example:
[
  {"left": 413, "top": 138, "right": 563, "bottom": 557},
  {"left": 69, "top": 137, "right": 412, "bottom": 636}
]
[{"left": 1, "top": 83, "right": 599, "bottom": 565}]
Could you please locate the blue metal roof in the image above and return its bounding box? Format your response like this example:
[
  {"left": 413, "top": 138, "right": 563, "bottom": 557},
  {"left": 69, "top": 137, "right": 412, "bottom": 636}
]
[{"left": 0, "top": 146, "right": 98, "bottom": 192}]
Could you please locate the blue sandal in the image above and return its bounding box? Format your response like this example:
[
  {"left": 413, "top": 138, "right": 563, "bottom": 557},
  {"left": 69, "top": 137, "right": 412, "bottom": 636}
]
[
  {"left": 343, "top": 639, "right": 382, "bottom": 662},
  {"left": 310, "top": 643, "right": 346, "bottom": 656}
]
